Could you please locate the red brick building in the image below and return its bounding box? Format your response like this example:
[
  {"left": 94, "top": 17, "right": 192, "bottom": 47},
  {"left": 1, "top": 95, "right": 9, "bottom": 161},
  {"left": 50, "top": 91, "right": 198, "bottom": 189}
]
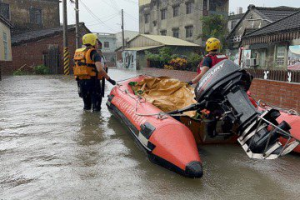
[
  {"left": 0, "top": 23, "right": 91, "bottom": 75},
  {"left": 0, "top": 0, "right": 60, "bottom": 35}
]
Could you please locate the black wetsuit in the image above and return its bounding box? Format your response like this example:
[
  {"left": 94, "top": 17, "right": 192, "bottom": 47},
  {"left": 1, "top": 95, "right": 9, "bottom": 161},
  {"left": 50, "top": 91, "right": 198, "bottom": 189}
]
[{"left": 78, "top": 50, "right": 102, "bottom": 111}]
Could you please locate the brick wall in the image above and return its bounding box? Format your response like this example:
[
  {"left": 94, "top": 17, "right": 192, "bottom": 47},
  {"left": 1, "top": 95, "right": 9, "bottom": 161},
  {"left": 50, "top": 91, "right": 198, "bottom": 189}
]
[
  {"left": 250, "top": 79, "right": 300, "bottom": 112},
  {"left": 143, "top": 68, "right": 300, "bottom": 112},
  {"left": 0, "top": 28, "right": 89, "bottom": 75}
]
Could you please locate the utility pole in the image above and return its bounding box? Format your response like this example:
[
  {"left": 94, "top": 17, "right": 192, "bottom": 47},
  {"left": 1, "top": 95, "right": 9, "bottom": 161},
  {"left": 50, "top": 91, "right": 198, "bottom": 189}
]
[
  {"left": 63, "top": 0, "right": 70, "bottom": 75},
  {"left": 121, "top": 9, "right": 125, "bottom": 50},
  {"left": 75, "top": 0, "right": 80, "bottom": 48}
]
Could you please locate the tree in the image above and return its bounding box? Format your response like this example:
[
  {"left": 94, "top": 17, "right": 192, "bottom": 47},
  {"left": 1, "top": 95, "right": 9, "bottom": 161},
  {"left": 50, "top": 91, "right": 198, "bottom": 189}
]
[{"left": 199, "top": 15, "right": 228, "bottom": 50}]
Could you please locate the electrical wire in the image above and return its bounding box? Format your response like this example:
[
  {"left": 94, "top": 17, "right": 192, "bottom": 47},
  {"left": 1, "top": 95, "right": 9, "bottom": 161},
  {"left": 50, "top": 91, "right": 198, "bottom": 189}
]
[
  {"left": 124, "top": 11, "right": 139, "bottom": 22},
  {"left": 86, "top": 14, "right": 120, "bottom": 26},
  {"left": 79, "top": 0, "right": 118, "bottom": 32}
]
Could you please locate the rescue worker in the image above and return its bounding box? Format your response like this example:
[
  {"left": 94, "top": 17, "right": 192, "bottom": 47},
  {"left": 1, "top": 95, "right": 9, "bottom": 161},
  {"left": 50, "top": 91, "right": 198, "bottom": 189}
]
[
  {"left": 188, "top": 38, "right": 227, "bottom": 85},
  {"left": 74, "top": 33, "right": 116, "bottom": 112}
]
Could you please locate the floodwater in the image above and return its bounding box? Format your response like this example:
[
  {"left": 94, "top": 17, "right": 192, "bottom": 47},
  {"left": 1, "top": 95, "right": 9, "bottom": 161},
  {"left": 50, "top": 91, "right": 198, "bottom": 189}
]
[{"left": 1, "top": 69, "right": 300, "bottom": 200}]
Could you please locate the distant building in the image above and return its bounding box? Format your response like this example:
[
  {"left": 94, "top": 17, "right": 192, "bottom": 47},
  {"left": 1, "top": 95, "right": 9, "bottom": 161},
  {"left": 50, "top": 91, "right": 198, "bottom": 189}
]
[
  {"left": 0, "top": 0, "right": 60, "bottom": 35},
  {"left": 116, "top": 34, "right": 200, "bottom": 70},
  {"left": 227, "top": 13, "right": 244, "bottom": 32},
  {"left": 242, "top": 10, "right": 300, "bottom": 71},
  {"left": 115, "top": 30, "right": 139, "bottom": 49},
  {"left": 226, "top": 5, "right": 300, "bottom": 66},
  {"left": 0, "top": 14, "right": 12, "bottom": 80},
  {"left": 1, "top": 23, "right": 90, "bottom": 75},
  {"left": 139, "top": 0, "right": 229, "bottom": 45},
  {"left": 227, "top": 5, "right": 299, "bottom": 51},
  {"left": 97, "top": 33, "right": 117, "bottom": 67}
]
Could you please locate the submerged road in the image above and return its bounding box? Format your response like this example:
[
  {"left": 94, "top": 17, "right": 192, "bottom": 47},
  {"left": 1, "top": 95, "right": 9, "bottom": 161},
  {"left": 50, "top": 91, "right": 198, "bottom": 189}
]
[{"left": 1, "top": 68, "right": 300, "bottom": 200}]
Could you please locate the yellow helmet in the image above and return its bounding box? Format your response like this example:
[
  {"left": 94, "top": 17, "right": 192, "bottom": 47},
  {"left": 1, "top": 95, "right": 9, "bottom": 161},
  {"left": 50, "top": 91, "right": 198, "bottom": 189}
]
[
  {"left": 82, "top": 33, "right": 98, "bottom": 46},
  {"left": 206, "top": 37, "right": 221, "bottom": 52}
]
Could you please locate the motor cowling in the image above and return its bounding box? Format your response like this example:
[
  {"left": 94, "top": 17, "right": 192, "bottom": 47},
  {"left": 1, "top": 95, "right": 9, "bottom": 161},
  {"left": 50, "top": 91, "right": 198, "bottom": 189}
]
[{"left": 194, "top": 60, "right": 298, "bottom": 159}]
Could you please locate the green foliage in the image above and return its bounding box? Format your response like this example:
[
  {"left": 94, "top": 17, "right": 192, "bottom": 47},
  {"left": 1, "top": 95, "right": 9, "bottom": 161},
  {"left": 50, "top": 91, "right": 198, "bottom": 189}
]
[
  {"left": 33, "top": 65, "right": 50, "bottom": 75},
  {"left": 145, "top": 47, "right": 174, "bottom": 63},
  {"left": 200, "top": 14, "right": 228, "bottom": 50},
  {"left": 13, "top": 69, "right": 27, "bottom": 76},
  {"left": 187, "top": 53, "right": 202, "bottom": 65}
]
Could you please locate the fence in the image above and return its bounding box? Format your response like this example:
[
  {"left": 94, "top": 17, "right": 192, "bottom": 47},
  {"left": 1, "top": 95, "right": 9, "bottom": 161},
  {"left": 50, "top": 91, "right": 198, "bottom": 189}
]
[{"left": 242, "top": 69, "right": 300, "bottom": 83}]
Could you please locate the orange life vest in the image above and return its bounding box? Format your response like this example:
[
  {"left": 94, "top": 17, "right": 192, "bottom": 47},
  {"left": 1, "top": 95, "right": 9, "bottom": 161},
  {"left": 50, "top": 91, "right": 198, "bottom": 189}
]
[{"left": 73, "top": 47, "right": 103, "bottom": 79}]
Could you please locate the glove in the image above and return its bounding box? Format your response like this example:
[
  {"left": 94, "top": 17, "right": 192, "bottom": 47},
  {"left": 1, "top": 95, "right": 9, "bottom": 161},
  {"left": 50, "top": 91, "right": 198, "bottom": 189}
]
[
  {"left": 108, "top": 78, "right": 116, "bottom": 85},
  {"left": 187, "top": 81, "right": 193, "bottom": 85}
]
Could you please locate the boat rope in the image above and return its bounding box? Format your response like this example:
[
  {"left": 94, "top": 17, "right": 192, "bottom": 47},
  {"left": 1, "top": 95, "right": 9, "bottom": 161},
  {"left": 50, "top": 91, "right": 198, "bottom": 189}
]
[
  {"left": 116, "top": 74, "right": 152, "bottom": 83},
  {"left": 116, "top": 84, "right": 169, "bottom": 120}
]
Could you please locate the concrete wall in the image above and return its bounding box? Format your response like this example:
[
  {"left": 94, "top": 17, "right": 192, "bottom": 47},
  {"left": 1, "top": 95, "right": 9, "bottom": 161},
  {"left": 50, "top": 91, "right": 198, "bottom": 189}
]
[
  {"left": 139, "top": 0, "right": 229, "bottom": 45},
  {"left": 1, "top": 0, "right": 60, "bottom": 35},
  {"left": 0, "top": 21, "right": 12, "bottom": 61}
]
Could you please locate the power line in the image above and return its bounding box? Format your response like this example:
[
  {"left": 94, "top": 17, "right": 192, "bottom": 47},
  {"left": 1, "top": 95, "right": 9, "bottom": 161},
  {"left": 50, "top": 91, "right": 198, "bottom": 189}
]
[
  {"left": 86, "top": 14, "right": 120, "bottom": 26},
  {"left": 124, "top": 11, "right": 139, "bottom": 22},
  {"left": 123, "top": 0, "right": 138, "bottom": 5},
  {"left": 79, "top": 0, "right": 117, "bottom": 32},
  {"left": 110, "top": 0, "right": 120, "bottom": 11}
]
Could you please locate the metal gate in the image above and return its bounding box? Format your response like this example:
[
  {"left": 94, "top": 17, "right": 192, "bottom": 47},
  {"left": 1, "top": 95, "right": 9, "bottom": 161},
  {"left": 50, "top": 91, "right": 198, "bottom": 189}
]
[{"left": 43, "top": 45, "right": 60, "bottom": 74}]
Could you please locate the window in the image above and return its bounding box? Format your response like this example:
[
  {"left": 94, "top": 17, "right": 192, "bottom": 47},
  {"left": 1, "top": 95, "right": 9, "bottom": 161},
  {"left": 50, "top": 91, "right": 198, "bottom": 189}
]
[
  {"left": 209, "top": 0, "right": 217, "bottom": 11},
  {"left": 173, "top": 29, "right": 179, "bottom": 38},
  {"left": 161, "top": 9, "right": 167, "bottom": 20},
  {"left": 185, "top": 26, "right": 193, "bottom": 38},
  {"left": 3, "top": 32, "right": 8, "bottom": 60},
  {"left": 160, "top": 30, "right": 167, "bottom": 36},
  {"left": 30, "top": 8, "right": 42, "bottom": 25},
  {"left": 203, "top": 0, "right": 208, "bottom": 10},
  {"left": 173, "top": 5, "right": 179, "bottom": 17},
  {"left": 145, "top": 14, "right": 150, "bottom": 23},
  {"left": 275, "top": 46, "right": 286, "bottom": 67},
  {"left": 0, "top": 3, "right": 10, "bottom": 20},
  {"left": 104, "top": 42, "right": 110, "bottom": 48},
  {"left": 186, "top": 2, "right": 193, "bottom": 14}
]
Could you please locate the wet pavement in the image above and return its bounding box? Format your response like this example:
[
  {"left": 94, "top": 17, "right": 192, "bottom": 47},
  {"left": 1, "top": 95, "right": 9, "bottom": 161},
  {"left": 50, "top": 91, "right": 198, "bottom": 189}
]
[{"left": 1, "top": 68, "right": 300, "bottom": 200}]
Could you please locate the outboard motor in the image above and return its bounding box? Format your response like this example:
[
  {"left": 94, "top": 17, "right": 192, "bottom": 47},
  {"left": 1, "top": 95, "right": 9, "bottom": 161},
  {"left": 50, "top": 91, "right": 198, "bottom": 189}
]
[{"left": 194, "top": 60, "right": 299, "bottom": 159}]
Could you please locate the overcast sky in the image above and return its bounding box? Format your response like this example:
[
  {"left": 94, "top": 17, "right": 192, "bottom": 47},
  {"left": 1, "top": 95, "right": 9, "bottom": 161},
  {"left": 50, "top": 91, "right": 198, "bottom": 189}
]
[{"left": 61, "top": 0, "right": 300, "bottom": 34}]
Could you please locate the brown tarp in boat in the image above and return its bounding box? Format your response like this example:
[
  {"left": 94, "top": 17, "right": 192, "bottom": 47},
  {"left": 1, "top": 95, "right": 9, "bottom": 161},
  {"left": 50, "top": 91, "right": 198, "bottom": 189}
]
[{"left": 131, "top": 76, "right": 196, "bottom": 117}]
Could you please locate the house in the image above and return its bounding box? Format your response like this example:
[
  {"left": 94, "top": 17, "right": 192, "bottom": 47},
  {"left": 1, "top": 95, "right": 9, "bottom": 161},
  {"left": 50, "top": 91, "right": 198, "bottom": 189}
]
[
  {"left": 139, "top": 0, "right": 229, "bottom": 45},
  {"left": 227, "top": 13, "right": 244, "bottom": 32},
  {"left": 0, "top": 14, "right": 12, "bottom": 80},
  {"left": 226, "top": 5, "right": 300, "bottom": 61},
  {"left": 242, "top": 10, "right": 300, "bottom": 71},
  {"left": 0, "top": 0, "right": 60, "bottom": 35},
  {"left": 0, "top": 23, "right": 91, "bottom": 75},
  {"left": 97, "top": 33, "right": 117, "bottom": 67},
  {"left": 116, "top": 34, "right": 200, "bottom": 70},
  {"left": 115, "top": 30, "right": 139, "bottom": 49}
]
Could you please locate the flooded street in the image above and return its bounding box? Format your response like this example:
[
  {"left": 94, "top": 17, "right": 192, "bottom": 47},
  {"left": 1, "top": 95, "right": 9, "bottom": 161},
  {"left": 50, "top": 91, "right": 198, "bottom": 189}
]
[{"left": 1, "top": 69, "right": 300, "bottom": 200}]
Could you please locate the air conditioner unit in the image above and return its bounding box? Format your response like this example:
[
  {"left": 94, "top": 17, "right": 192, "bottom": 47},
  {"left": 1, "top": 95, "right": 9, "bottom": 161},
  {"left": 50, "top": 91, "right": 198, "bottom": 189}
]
[{"left": 245, "top": 58, "right": 257, "bottom": 67}]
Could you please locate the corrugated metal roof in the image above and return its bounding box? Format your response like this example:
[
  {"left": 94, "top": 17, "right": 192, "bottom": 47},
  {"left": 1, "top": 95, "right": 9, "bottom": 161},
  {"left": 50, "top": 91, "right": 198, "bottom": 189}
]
[
  {"left": 124, "top": 45, "right": 164, "bottom": 51},
  {"left": 140, "top": 34, "right": 201, "bottom": 47}
]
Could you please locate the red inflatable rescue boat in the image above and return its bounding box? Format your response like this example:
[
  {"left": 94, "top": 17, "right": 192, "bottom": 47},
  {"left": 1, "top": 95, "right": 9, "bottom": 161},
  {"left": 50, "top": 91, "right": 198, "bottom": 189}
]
[{"left": 106, "top": 75, "right": 203, "bottom": 178}]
